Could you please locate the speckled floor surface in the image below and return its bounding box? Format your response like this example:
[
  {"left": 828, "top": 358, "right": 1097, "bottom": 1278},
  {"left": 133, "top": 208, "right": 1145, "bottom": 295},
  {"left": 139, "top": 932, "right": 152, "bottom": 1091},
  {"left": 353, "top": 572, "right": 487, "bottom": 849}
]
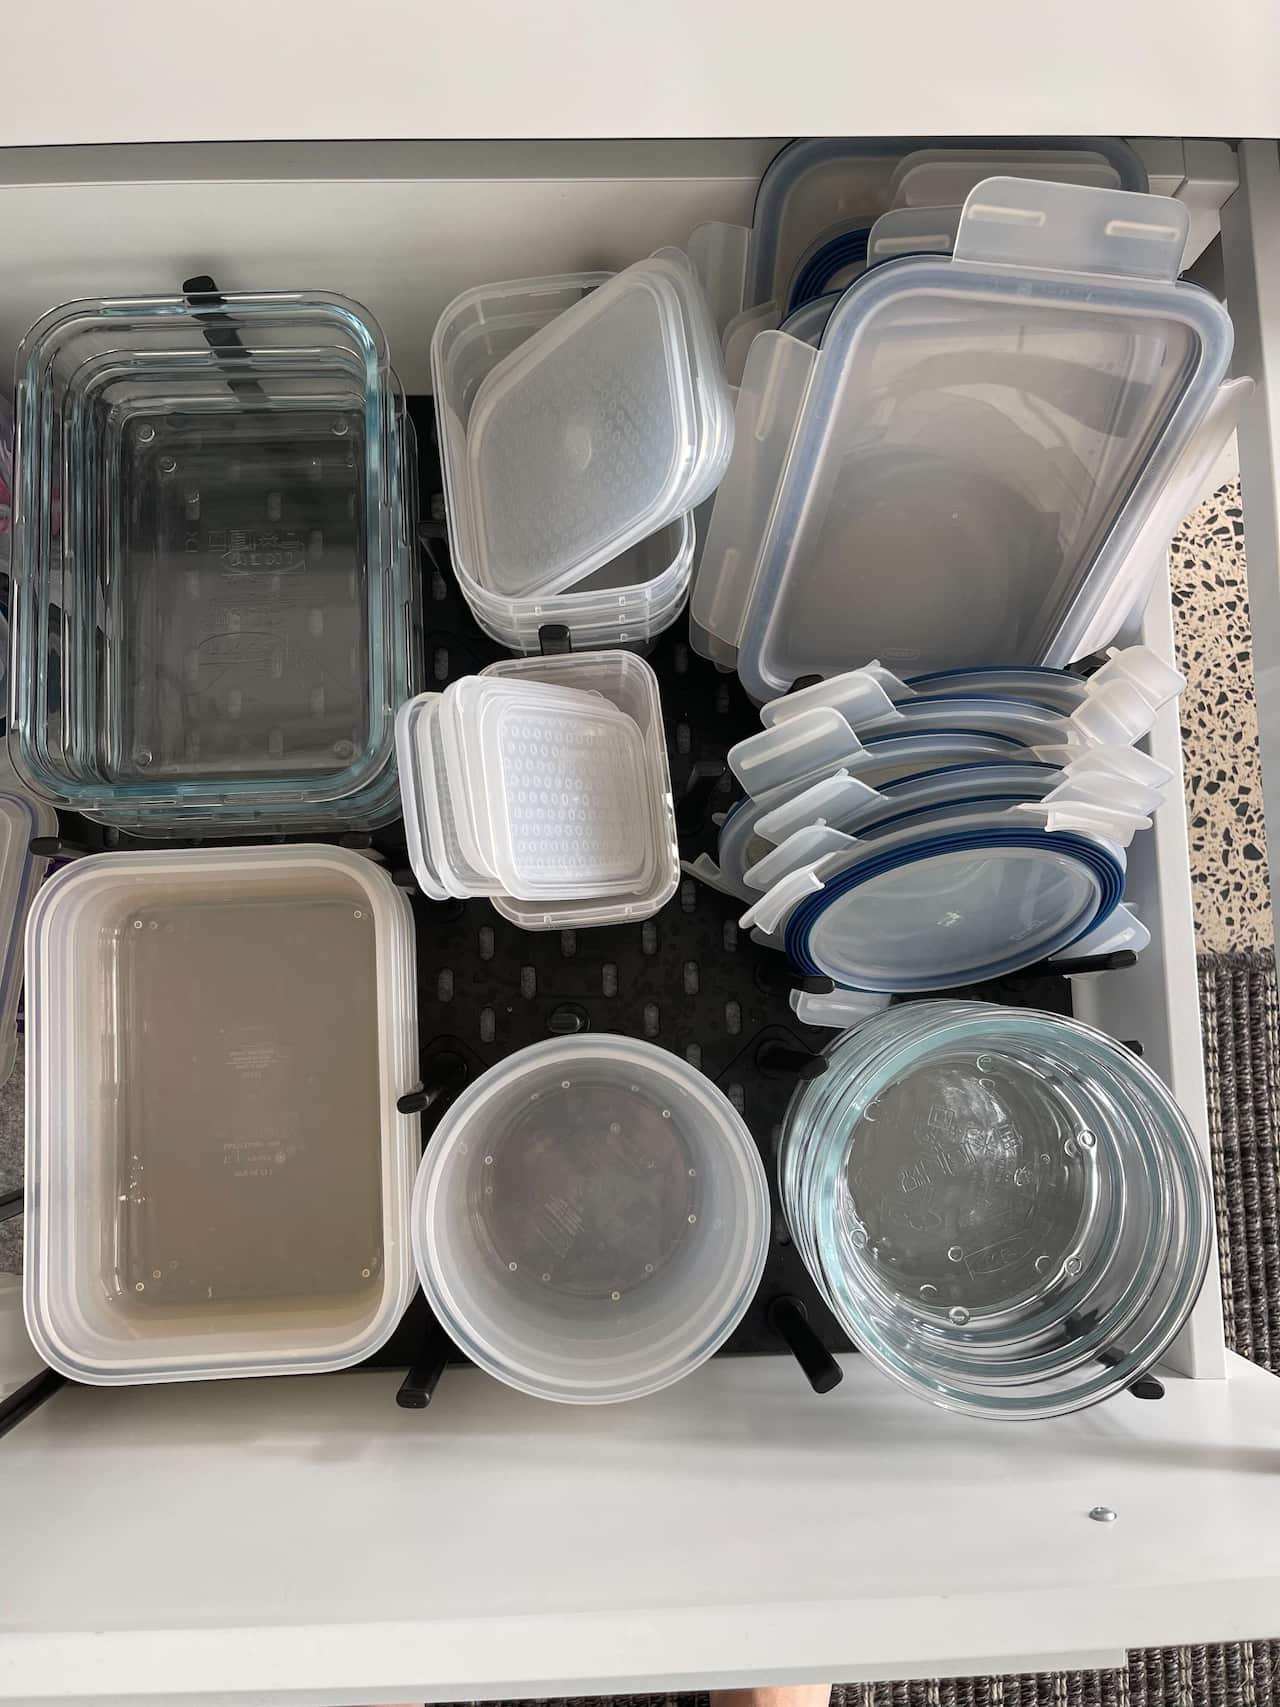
[{"left": 1171, "top": 476, "right": 1273, "bottom": 952}]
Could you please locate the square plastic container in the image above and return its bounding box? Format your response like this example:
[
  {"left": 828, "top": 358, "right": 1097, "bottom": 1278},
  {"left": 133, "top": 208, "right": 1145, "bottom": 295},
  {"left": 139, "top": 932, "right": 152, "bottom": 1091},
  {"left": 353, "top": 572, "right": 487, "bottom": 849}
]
[
  {"left": 480, "top": 651, "right": 680, "bottom": 930},
  {"left": 10, "top": 292, "right": 420, "bottom": 832},
  {"left": 434, "top": 256, "right": 730, "bottom": 604},
  {"left": 23, "top": 845, "right": 419, "bottom": 1384},
  {"left": 693, "top": 179, "right": 1236, "bottom": 699}
]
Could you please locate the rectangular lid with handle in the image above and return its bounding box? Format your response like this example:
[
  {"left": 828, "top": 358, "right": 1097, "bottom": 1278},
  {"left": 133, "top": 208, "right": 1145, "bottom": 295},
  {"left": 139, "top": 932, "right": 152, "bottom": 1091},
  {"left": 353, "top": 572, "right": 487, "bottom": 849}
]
[{"left": 691, "top": 177, "right": 1236, "bottom": 702}]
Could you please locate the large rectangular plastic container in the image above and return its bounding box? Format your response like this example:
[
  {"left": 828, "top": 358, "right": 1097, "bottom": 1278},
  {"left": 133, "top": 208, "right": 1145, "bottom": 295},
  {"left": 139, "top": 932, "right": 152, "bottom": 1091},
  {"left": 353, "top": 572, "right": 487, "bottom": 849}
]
[{"left": 22, "top": 845, "right": 419, "bottom": 1383}]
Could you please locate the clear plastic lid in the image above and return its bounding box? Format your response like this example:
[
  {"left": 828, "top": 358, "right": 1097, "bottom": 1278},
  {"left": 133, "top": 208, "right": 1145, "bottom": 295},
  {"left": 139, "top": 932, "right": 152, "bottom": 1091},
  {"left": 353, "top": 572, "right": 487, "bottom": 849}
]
[
  {"left": 743, "top": 138, "right": 1147, "bottom": 315},
  {"left": 479, "top": 651, "right": 680, "bottom": 931},
  {"left": 904, "top": 665, "right": 1088, "bottom": 713},
  {"left": 463, "top": 253, "right": 731, "bottom": 599},
  {"left": 779, "top": 824, "right": 1125, "bottom": 991},
  {"left": 468, "top": 683, "right": 654, "bottom": 900},
  {"left": 24, "top": 846, "right": 419, "bottom": 1384},
  {"left": 696, "top": 179, "right": 1234, "bottom": 701},
  {"left": 411, "top": 1035, "right": 770, "bottom": 1403},
  {"left": 781, "top": 1003, "right": 1211, "bottom": 1418}
]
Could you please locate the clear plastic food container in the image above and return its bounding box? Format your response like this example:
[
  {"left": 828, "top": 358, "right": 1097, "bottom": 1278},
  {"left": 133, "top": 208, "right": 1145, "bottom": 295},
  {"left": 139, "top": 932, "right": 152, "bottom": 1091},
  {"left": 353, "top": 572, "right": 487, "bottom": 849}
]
[
  {"left": 780, "top": 1003, "right": 1212, "bottom": 1418},
  {"left": 23, "top": 845, "right": 419, "bottom": 1383},
  {"left": 434, "top": 256, "right": 730, "bottom": 603},
  {"left": 10, "top": 292, "right": 420, "bottom": 833},
  {"left": 411, "top": 1036, "right": 770, "bottom": 1403}
]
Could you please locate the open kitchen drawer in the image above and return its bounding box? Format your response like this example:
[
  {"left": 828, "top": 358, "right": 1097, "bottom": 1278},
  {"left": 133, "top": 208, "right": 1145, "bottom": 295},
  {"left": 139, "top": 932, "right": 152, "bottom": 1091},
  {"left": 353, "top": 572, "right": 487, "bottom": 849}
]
[{"left": 1, "top": 129, "right": 1279, "bottom": 1707}]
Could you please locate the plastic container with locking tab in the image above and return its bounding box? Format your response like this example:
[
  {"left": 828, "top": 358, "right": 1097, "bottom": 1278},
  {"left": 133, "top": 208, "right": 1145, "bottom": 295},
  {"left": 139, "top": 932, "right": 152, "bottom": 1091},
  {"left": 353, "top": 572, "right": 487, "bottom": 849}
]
[
  {"left": 692, "top": 179, "right": 1236, "bottom": 697},
  {"left": 23, "top": 846, "right": 419, "bottom": 1385},
  {"left": 478, "top": 651, "right": 680, "bottom": 930},
  {"left": 411, "top": 1035, "right": 770, "bottom": 1404}
]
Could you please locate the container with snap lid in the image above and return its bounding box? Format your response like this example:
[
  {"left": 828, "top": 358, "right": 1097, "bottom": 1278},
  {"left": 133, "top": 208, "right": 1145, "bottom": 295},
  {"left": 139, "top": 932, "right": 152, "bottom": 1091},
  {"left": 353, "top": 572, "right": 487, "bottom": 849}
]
[{"left": 411, "top": 1035, "right": 770, "bottom": 1404}]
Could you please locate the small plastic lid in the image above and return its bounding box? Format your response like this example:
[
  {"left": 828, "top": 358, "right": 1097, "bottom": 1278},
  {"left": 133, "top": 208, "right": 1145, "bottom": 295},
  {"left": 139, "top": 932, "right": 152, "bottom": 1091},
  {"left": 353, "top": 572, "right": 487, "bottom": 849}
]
[
  {"left": 465, "top": 252, "right": 731, "bottom": 599},
  {"left": 411, "top": 1036, "right": 770, "bottom": 1403},
  {"left": 394, "top": 696, "right": 451, "bottom": 902},
  {"left": 783, "top": 826, "right": 1124, "bottom": 991},
  {"left": 470, "top": 685, "right": 653, "bottom": 900}
]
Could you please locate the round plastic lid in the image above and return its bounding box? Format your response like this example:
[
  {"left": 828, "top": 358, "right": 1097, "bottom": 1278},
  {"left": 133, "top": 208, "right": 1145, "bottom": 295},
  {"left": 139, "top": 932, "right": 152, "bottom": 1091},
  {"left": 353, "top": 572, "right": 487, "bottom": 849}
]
[
  {"left": 784, "top": 827, "right": 1124, "bottom": 991},
  {"left": 904, "top": 665, "right": 1088, "bottom": 715},
  {"left": 412, "top": 1036, "right": 770, "bottom": 1403}
]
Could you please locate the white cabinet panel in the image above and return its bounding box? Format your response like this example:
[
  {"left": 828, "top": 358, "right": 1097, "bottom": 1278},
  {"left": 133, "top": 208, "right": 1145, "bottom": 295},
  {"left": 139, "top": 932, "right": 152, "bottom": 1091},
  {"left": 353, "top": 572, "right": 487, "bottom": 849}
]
[{"left": 0, "top": 1, "right": 1277, "bottom": 146}]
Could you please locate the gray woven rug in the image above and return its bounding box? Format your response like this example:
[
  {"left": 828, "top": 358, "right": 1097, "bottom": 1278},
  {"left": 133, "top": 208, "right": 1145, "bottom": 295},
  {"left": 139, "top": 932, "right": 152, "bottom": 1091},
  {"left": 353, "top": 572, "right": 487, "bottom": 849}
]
[{"left": 453, "top": 951, "right": 1280, "bottom": 1707}]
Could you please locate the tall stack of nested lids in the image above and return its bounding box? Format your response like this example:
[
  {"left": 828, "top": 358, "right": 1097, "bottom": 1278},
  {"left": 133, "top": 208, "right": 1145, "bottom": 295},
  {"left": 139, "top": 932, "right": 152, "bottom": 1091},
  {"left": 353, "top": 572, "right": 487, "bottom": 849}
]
[
  {"left": 691, "top": 136, "right": 1153, "bottom": 380},
  {"left": 690, "top": 175, "right": 1244, "bottom": 706},
  {"left": 432, "top": 252, "right": 733, "bottom": 653},
  {"left": 686, "top": 648, "right": 1183, "bottom": 1000}
]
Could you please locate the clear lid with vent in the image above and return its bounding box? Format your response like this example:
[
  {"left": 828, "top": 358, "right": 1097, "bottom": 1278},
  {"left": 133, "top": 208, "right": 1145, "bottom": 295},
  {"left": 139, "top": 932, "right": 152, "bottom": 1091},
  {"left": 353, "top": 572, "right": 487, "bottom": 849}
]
[{"left": 461, "top": 251, "right": 732, "bottom": 600}]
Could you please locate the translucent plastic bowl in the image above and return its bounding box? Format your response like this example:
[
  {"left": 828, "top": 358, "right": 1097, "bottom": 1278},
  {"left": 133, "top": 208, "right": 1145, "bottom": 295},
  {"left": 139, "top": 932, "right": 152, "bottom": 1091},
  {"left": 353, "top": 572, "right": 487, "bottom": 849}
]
[
  {"left": 24, "top": 845, "right": 419, "bottom": 1383},
  {"left": 780, "top": 1002, "right": 1211, "bottom": 1418},
  {"left": 412, "top": 1036, "right": 770, "bottom": 1403}
]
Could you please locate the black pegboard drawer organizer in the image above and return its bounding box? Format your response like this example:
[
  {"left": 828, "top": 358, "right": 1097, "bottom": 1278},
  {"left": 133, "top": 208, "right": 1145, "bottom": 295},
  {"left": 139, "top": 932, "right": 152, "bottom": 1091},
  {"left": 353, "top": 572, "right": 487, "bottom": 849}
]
[
  {"left": 370, "top": 401, "right": 1076, "bottom": 1387},
  {"left": 33, "top": 397, "right": 1076, "bottom": 1403}
]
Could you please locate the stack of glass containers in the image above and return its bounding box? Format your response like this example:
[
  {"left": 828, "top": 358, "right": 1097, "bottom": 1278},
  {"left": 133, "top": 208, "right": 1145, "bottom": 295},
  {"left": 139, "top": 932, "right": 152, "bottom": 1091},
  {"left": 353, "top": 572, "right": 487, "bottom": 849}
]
[
  {"left": 432, "top": 257, "right": 730, "bottom": 653},
  {"left": 9, "top": 290, "right": 420, "bottom": 835},
  {"left": 779, "top": 1003, "right": 1212, "bottom": 1418}
]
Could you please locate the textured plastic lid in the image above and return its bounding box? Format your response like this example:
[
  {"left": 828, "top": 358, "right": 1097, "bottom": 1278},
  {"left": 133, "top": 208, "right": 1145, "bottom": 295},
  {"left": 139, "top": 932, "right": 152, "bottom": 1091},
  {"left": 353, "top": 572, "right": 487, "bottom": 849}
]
[
  {"left": 782, "top": 825, "right": 1124, "bottom": 991},
  {"left": 479, "top": 650, "right": 681, "bottom": 931},
  {"left": 470, "top": 685, "right": 653, "bottom": 900},
  {"left": 411, "top": 1035, "right": 770, "bottom": 1403},
  {"left": 464, "top": 253, "right": 731, "bottom": 599},
  {"left": 704, "top": 179, "right": 1233, "bottom": 700}
]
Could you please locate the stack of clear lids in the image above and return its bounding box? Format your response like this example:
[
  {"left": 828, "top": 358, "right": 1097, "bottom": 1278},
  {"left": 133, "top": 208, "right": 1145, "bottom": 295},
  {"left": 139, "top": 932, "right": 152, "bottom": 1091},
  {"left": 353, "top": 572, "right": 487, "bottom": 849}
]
[
  {"left": 687, "top": 647, "right": 1183, "bottom": 995},
  {"left": 397, "top": 651, "right": 679, "bottom": 930},
  {"left": 691, "top": 136, "right": 1152, "bottom": 383},
  {"left": 690, "top": 177, "right": 1242, "bottom": 700},
  {"left": 432, "top": 253, "right": 732, "bottom": 653},
  {"left": 8, "top": 290, "right": 420, "bottom": 836}
]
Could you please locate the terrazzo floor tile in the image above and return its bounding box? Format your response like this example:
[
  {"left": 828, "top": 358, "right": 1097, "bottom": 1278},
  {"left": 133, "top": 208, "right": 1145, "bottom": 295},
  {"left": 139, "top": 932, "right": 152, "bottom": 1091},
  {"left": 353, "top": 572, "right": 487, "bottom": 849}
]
[{"left": 1170, "top": 476, "right": 1273, "bottom": 953}]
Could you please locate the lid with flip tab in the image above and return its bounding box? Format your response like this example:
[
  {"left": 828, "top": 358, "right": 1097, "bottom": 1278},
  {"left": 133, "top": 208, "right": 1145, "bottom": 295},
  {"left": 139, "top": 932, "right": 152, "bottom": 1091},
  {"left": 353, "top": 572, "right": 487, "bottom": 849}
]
[{"left": 693, "top": 178, "right": 1236, "bottom": 695}]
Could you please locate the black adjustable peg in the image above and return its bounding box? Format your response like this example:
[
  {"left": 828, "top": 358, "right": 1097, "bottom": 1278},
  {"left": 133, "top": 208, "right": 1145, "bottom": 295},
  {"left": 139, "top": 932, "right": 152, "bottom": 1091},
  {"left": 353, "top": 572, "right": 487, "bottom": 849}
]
[
  {"left": 676, "top": 760, "right": 732, "bottom": 837},
  {"left": 538, "top": 624, "right": 572, "bottom": 656},
  {"left": 396, "top": 1317, "right": 454, "bottom": 1410},
  {"left": 397, "top": 1051, "right": 469, "bottom": 1120},
  {"left": 755, "top": 1040, "right": 828, "bottom": 1082},
  {"left": 1046, "top": 949, "right": 1139, "bottom": 977},
  {"left": 789, "top": 675, "right": 824, "bottom": 693},
  {"left": 182, "top": 274, "right": 267, "bottom": 401},
  {"left": 769, "top": 1296, "right": 843, "bottom": 1395},
  {"left": 30, "top": 835, "right": 93, "bottom": 860}
]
